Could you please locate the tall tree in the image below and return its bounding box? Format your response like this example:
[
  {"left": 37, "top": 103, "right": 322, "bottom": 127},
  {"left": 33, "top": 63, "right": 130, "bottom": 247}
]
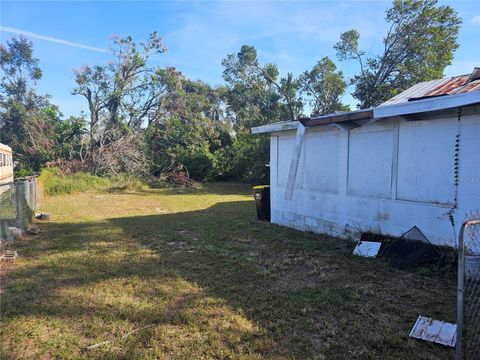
[
  {"left": 0, "top": 36, "right": 59, "bottom": 171},
  {"left": 72, "top": 33, "right": 168, "bottom": 176},
  {"left": 222, "top": 45, "right": 302, "bottom": 130},
  {"left": 73, "top": 32, "right": 167, "bottom": 140},
  {"left": 146, "top": 67, "right": 227, "bottom": 180},
  {"left": 298, "top": 56, "right": 349, "bottom": 116},
  {"left": 219, "top": 45, "right": 304, "bottom": 182},
  {"left": 334, "top": 0, "right": 461, "bottom": 108},
  {"left": 0, "top": 36, "right": 42, "bottom": 105}
]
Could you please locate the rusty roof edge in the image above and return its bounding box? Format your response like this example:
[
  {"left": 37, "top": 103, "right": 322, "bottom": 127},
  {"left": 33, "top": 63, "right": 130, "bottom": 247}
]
[
  {"left": 373, "top": 91, "right": 480, "bottom": 119},
  {"left": 251, "top": 91, "right": 480, "bottom": 134}
]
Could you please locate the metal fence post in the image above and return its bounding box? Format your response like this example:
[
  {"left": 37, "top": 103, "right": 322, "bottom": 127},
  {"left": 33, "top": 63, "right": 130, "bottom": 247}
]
[
  {"left": 32, "top": 178, "right": 37, "bottom": 211},
  {"left": 25, "top": 180, "right": 30, "bottom": 209},
  {"left": 456, "top": 219, "right": 480, "bottom": 360}
]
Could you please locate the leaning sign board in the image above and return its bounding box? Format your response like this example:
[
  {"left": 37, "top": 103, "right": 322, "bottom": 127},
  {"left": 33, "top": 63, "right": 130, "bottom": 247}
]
[
  {"left": 352, "top": 241, "right": 381, "bottom": 257},
  {"left": 409, "top": 316, "right": 456, "bottom": 347}
]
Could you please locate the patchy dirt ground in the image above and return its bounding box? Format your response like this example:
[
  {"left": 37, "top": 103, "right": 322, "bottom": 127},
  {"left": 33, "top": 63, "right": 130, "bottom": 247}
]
[{"left": 1, "top": 183, "right": 456, "bottom": 359}]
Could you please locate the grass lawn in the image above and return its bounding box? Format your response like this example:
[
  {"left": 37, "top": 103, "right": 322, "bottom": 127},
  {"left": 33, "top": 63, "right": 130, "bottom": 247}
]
[{"left": 1, "top": 183, "right": 456, "bottom": 359}]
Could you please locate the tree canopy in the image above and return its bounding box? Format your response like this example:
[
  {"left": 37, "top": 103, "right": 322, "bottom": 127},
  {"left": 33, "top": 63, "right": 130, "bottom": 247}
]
[
  {"left": 334, "top": 0, "right": 461, "bottom": 108},
  {"left": 298, "top": 56, "right": 349, "bottom": 116},
  {"left": 0, "top": 37, "right": 72, "bottom": 172}
]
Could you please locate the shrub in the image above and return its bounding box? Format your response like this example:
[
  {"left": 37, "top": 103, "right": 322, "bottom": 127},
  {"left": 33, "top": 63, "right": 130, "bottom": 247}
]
[
  {"left": 175, "top": 142, "right": 214, "bottom": 181},
  {"left": 213, "top": 132, "right": 270, "bottom": 183}
]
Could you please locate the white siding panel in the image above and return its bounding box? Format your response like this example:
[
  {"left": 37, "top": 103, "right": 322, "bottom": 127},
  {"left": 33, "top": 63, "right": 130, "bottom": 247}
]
[
  {"left": 304, "top": 129, "right": 340, "bottom": 193},
  {"left": 347, "top": 130, "right": 393, "bottom": 199},
  {"left": 277, "top": 136, "right": 294, "bottom": 187},
  {"left": 269, "top": 113, "right": 479, "bottom": 248},
  {"left": 397, "top": 119, "right": 456, "bottom": 205}
]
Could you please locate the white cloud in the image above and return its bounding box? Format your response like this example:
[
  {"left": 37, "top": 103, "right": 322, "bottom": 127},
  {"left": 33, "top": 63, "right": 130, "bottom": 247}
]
[
  {"left": 472, "top": 15, "right": 480, "bottom": 24},
  {"left": 0, "top": 26, "right": 108, "bottom": 53}
]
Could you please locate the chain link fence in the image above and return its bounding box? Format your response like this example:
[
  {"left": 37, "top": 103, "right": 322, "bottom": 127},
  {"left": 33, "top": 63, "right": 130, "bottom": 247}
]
[
  {"left": 0, "top": 177, "right": 38, "bottom": 240},
  {"left": 456, "top": 219, "right": 480, "bottom": 360}
]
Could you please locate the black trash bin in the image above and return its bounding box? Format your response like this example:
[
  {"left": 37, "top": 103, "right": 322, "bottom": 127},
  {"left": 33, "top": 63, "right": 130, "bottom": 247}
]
[{"left": 253, "top": 185, "right": 270, "bottom": 221}]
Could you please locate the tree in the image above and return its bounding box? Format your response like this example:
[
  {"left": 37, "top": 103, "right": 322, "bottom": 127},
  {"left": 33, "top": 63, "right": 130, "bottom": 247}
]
[
  {"left": 219, "top": 45, "right": 303, "bottom": 182},
  {"left": 72, "top": 33, "right": 168, "bottom": 175},
  {"left": 334, "top": 0, "right": 461, "bottom": 108},
  {"left": 73, "top": 34, "right": 230, "bottom": 181},
  {"left": 0, "top": 36, "right": 42, "bottom": 105},
  {"left": 298, "top": 56, "right": 349, "bottom": 116},
  {"left": 54, "top": 115, "right": 88, "bottom": 161},
  {"left": 0, "top": 36, "right": 60, "bottom": 171},
  {"left": 222, "top": 45, "right": 302, "bottom": 131},
  {"left": 73, "top": 33, "right": 167, "bottom": 140},
  {"left": 145, "top": 68, "right": 226, "bottom": 180}
]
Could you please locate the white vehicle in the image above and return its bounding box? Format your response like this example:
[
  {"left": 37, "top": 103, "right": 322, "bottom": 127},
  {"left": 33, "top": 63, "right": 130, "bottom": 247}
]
[{"left": 0, "top": 143, "right": 14, "bottom": 185}]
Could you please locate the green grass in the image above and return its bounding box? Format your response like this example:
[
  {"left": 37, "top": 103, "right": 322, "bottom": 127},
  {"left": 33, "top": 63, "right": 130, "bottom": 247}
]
[
  {"left": 38, "top": 168, "right": 111, "bottom": 196},
  {"left": 38, "top": 169, "right": 149, "bottom": 196},
  {"left": 0, "top": 183, "right": 456, "bottom": 359},
  {"left": 0, "top": 187, "right": 16, "bottom": 238},
  {"left": 0, "top": 187, "right": 16, "bottom": 221}
]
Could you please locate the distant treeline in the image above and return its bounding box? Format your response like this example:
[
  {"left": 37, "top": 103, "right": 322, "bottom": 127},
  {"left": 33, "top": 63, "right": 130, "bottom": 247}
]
[{"left": 0, "top": 0, "right": 461, "bottom": 184}]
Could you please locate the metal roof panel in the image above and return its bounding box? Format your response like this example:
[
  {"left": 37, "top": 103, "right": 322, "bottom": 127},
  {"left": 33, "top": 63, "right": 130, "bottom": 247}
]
[{"left": 380, "top": 68, "right": 480, "bottom": 106}]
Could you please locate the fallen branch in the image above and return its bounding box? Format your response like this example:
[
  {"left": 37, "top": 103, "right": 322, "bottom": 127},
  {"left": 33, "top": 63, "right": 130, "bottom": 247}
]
[
  {"left": 86, "top": 324, "right": 157, "bottom": 350},
  {"left": 120, "top": 324, "right": 156, "bottom": 341},
  {"left": 86, "top": 340, "right": 111, "bottom": 350}
]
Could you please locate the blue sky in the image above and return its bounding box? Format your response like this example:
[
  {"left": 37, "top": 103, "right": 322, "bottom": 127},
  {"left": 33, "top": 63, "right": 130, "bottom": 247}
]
[{"left": 1, "top": 0, "right": 479, "bottom": 117}]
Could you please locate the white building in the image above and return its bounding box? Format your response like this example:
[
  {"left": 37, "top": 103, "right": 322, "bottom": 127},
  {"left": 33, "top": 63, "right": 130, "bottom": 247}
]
[{"left": 252, "top": 70, "right": 480, "bottom": 249}]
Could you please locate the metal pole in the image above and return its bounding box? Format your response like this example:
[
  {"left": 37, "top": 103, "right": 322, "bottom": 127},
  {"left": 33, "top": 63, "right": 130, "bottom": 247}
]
[
  {"left": 25, "top": 180, "right": 30, "bottom": 209},
  {"left": 33, "top": 178, "right": 37, "bottom": 211},
  {"left": 456, "top": 219, "right": 480, "bottom": 360}
]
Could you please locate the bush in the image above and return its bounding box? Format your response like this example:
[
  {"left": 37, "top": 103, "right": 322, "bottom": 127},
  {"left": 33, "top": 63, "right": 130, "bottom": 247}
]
[
  {"left": 39, "top": 168, "right": 111, "bottom": 196},
  {"left": 15, "top": 168, "right": 33, "bottom": 178},
  {"left": 213, "top": 132, "right": 270, "bottom": 183},
  {"left": 175, "top": 142, "right": 214, "bottom": 181}
]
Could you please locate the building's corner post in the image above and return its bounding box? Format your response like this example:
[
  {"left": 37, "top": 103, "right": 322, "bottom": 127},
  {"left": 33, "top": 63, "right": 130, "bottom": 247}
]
[{"left": 285, "top": 123, "right": 305, "bottom": 200}]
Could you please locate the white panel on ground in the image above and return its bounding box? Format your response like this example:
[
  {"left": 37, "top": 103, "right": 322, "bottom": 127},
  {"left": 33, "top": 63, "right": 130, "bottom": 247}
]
[
  {"left": 397, "top": 118, "right": 456, "bottom": 205},
  {"left": 352, "top": 241, "right": 381, "bottom": 257},
  {"left": 347, "top": 130, "right": 393, "bottom": 199},
  {"left": 304, "top": 129, "right": 340, "bottom": 193},
  {"left": 409, "top": 316, "right": 456, "bottom": 347}
]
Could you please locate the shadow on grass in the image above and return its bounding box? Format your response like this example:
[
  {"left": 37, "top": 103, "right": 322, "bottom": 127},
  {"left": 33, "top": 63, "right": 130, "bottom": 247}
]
[
  {"left": 1, "top": 199, "right": 457, "bottom": 359},
  {"left": 103, "top": 182, "right": 253, "bottom": 197}
]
